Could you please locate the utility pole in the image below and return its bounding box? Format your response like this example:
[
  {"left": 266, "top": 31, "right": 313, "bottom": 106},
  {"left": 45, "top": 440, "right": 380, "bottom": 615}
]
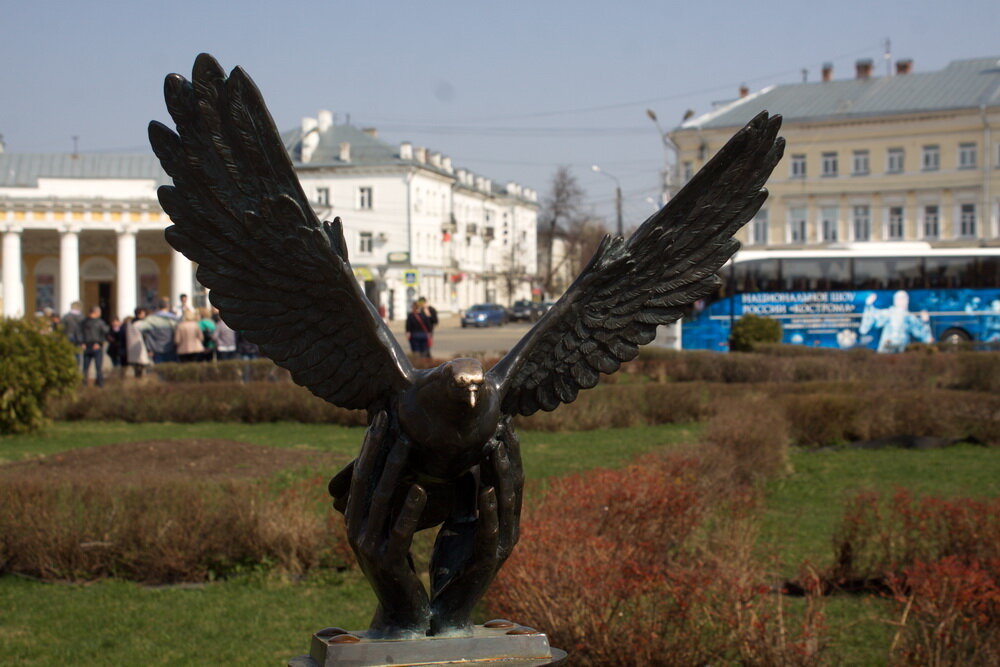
[
  {"left": 645, "top": 109, "right": 679, "bottom": 207},
  {"left": 591, "top": 164, "right": 623, "bottom": 236}
]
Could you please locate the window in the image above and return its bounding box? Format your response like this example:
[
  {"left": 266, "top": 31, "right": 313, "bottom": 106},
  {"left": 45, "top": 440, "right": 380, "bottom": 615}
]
[
  {"left": 358, "top": 186, "right": 373, "bottom": 210},
  {"left": 790, "top": 154, "right": 806, "bottom": 179},
  {"left": 682, "top": 161, "right": 693, "bottom": 181},
  {"left": 751, "top": 209, "right": 769, "bottom": 245},
  {"left": 789, "top": 207, "right": 808, "bottom": 243},
  {"left": 887, "top": 148, "right": 904, "bottom": 173},
  {"left": 821, "top": 206, "right": 838, "bottom": 242},
  {"left": 821, "top": 152, "right": 837, "bottom": 177},
  {"left": 852, "top": 205, "right": 871, "bottom": 241},
  {"left": 852, "top": 150, "right": 869, "bottom": 175},
  {"left": 959, "top": 203, "right": 977, "bottom": 237},
  {"left": 923, "top": 205, "right": 940, "bottom": 239},
  {"left": 316, "top": 187, "right": 330, "bottom": 206},
  {"left": 959, "top": 143, "right": 977, "bottom": 169},
  {"left": 922, "top": 145, "right": 940, "bottom": 171},
  {"left": 781, "top": 258, "right": 851, "bottom": 291},
  {"left": 887, "top": 206, "right": 904, "bottom": 240},
  {"left": 358, "top": 231, "right": 373, "bottom": 254},
  {"left": 854, "top": 258, "right": 923, "bottom": 290}
]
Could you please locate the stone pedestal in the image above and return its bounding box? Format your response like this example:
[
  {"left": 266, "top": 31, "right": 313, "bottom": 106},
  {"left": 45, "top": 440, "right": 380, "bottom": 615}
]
[{"left": 289, "top": 621, "right": 566, "bottom": 666}]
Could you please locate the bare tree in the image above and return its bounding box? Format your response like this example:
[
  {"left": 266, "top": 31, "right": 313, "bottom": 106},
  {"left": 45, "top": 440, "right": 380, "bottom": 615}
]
[{"left": 538, "top": 166, "right": 585, "bottom": 298}]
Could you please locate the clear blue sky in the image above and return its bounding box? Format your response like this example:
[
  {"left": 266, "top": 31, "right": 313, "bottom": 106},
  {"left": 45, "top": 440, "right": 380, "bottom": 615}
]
[{"left": 2, "top": 0, "right": 998, "bottom": 225}]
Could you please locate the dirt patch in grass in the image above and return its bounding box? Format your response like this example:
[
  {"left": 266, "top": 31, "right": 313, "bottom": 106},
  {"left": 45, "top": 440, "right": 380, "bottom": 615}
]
[{"left": 0, "top": 439, "right": 345, "bottom": 485}]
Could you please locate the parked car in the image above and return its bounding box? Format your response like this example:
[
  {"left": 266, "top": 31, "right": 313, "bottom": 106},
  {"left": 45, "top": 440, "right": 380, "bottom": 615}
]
[
  {"left": 461, "top": 303, "right": 507, "bottom": 328},
  {"left": 509, "top": 299, "right": 543, "bottom": 322}
]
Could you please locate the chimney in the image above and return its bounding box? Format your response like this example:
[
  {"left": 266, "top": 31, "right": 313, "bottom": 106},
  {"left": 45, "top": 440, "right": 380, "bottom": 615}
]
[
  {"left": 429, "top": 152, "right": 442, "bottom": 168},
  {"left": 300, "top": 117, "right": 319, "bottom": 163},
  {"left": 855, "top": 58, "right": 873, "bottom": 79},
  {"left": 414, "top": 147, "right": 427, "bottom": 163},
  {"left": 739, "top": 84, "right": 749, "bottom": 98},
  {"left": 442, "top": 156, "right": 453, "bottom": 173},
  {"left": 896, "top": 58, "right": 913, "bottom": 75},
  {"left": 362, "top": 127, "right": 378, "bottom": 138},
  {"left": 822, "top": 62, "right": 833, "bottom": 82},
  {"left": 339, "top": 142, "right": 351, "bottom": 162},
  {"left": 317, "top": 110, "right": 333, "bottom": 132},
  {"left": 400, "top": 141, "right": 413, "bottom": 160}
]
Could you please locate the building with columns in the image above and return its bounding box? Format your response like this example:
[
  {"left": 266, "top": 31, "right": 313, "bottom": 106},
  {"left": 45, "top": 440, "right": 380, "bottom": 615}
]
[
  {"left": 0, "top": 118, "right": 538, "bottom": 320},
  {"left": 670, "top": 56, "right": 1000, "bottom": 250}
]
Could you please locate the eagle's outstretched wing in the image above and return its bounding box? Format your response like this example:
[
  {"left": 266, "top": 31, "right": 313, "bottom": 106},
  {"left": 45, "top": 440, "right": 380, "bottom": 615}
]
[
  {"left": 489, "top": 112, "right": 784, "bottom": 417},
  {"left": 149, "top": 54, "right": 413, "bottom": 411}
]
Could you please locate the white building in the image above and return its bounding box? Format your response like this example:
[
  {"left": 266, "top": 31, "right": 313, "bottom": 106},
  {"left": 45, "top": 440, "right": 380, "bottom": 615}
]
[{"left": 0, "top": 116, "right": 538, "bottom": 320}]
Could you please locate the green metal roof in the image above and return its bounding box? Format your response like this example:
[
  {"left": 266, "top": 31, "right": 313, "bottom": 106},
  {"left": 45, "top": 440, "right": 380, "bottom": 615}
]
[{"left": 0, "top": 153, "right": 168, "bottom": 188}]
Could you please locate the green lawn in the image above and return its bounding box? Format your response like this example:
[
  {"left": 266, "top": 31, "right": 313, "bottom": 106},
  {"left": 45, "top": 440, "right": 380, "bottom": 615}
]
[{"left": 2, "top": 421, "right": 998, "bottom": 665}]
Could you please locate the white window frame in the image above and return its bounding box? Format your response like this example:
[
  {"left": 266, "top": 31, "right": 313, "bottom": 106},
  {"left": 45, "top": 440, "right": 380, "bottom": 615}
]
[
  {"left": 886, "top": 148, "right": 904, "bottom": 174},
  {"left": 958, "top": 143, "right": 977, "bottom": 170},
  {"left": 958, "top": 203, "right": 977, "bottom": 238},
  {"left": 852, "top": 204, "right": 871, "bottom": 241},
  {"left": 358, "top": 186, "right": 373, "bottom": 210},
  {"left": 316, "top": 187, "right": 330, "bottom": 206},
  {"left": 821, "top": 152, "right": 837, "bottom": 177},
  {"left": 790, "top": 154, "right": 806, "bottom": 179},
  {"left": 886, "top": 205, "right": 905, "bottom": 240},
  {"left": 922, "top": 204, "right": 940, "bottom": 240},
  {"left": 358, "top": 231, "right": 373, "bottom": 254},
  {"left": 788, "top": 207, "right": 808, "bottom": 243},
  {"left": 852, "top": 150, "right": 869, "bottom": 176},
  {"left": 820, "top": 206, "right": 838, "bottom": 242},
  {"left": 750, "top": 209, "right": 769, "bottom": 245},
  {"left": 922, "top": 145, "right": 940, "bottom": 171}
]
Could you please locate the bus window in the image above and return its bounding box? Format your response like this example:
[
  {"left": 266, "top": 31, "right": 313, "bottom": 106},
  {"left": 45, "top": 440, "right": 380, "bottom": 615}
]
[
  {"left": 854, "top": 257, "right": 923, "bottom": 290},
  {"left": 926, "top": 257, "right": 976, "bottom": 288},
  {"left": 781, "top": 258, "right": 850, "bottom": 291},
  {"left": 980, "top": 257, "right": 1000, "bottom": 288},
  {"left": 732, "top": 259, "right": 780, "bottom": 293}
]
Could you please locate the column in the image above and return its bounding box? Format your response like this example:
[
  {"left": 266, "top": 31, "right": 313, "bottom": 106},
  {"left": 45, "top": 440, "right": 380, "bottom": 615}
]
[
  {"left": 2, "top": 225, "right": 24, "bottom": 317},
  {"left": 59, "top": 225, "right": 80, "bottom": 314},
  {"left": 170, "top": 248, "right": 193, "bottom": 309},
  {"left": 116, "top": 227, "right": 137, "bottom": 320}
]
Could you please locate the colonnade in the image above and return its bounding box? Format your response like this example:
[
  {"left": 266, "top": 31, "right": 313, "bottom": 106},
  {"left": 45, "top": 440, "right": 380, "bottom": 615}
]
[{"left": 0, "top": 224, "right": 193, "bottom": 319}]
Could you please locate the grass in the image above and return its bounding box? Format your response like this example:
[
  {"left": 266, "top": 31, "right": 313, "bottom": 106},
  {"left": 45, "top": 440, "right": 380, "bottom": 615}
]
[
  {"left": 0, "top": 571, "right": 374, "bottom": 665},
  {"left": 762, "top": 444, "right": 1000, "bottom": 570},
  {"left": 2, "top": 421, "right": 997, "bottom": 664}
]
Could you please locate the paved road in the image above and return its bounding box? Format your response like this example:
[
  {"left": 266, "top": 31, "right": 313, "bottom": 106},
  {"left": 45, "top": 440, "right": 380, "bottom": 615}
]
[{"left": 388, "top": 315, "right": 535, "bottom": 358}]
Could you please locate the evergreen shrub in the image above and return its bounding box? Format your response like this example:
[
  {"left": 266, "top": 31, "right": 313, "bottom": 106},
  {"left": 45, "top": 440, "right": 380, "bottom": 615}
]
[
  {"left": 729, "top": 313, "right": 782, "bottom": 351},
  {"left": 0, "top": 317, "right": 79, "bottom": 434}
]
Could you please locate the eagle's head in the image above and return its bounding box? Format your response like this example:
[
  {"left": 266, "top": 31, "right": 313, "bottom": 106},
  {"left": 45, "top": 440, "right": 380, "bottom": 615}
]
[{"left": 441, "top": 358, "right": 485, "bottom": 409}]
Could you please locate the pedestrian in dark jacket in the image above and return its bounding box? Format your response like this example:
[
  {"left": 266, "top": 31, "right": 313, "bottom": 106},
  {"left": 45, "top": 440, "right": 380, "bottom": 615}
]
[
  {"left": 61, "top": 301, "right": 85, "bottom": 367},
  {"left": 81, "top": 306, "right": 110, "bottom": 387}
]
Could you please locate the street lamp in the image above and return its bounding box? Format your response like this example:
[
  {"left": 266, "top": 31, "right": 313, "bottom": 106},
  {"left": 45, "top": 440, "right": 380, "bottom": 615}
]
[
  {"left": 591, "top": 164, "right": 623, "bottom": 237},
  {"left": 646, "top": 108, "right": 679, "bottom": 206}
]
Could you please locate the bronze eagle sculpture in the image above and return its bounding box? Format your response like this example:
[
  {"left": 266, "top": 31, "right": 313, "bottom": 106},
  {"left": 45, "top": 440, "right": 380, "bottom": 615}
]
[{"left": 150, "top": 54, "right": 784, "bottom": 640}]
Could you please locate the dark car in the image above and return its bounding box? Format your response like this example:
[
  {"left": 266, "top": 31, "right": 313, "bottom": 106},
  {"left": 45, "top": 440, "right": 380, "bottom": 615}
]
[
  {"left": 461, "top": 303, "right": 507, "bottom": 328},
  {"left": 509, "top": 299, "right": 542, "bottom": 322}
]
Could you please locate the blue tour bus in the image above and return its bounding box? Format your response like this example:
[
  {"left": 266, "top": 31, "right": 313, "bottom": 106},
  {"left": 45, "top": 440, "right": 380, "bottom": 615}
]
[{"left": 682, "top": 244, "right": 1000, "bottom": 352}]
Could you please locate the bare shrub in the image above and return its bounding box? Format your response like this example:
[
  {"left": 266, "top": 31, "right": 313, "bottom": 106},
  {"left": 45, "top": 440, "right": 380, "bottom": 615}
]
[
  {"left": 888, "top": 556, "right": 1000, "bottom": 666},
  {"left": 0, "top": 476, "right": 349, "bottom": 582},
  {"left": 701, "top": 393, "right": 791, "bottom": 485},
  {"left": 489, "top": 454, "right": 825, "bottom": 665}
]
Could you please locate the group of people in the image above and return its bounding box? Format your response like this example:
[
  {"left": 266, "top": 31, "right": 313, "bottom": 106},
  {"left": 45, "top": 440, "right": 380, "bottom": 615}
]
[{"left": 54, "top": 294, "right": 259, "bottom": 387}]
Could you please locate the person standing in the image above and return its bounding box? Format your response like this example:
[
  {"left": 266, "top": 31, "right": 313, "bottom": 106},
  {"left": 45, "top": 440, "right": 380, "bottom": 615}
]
[
  {"left": 81, "top": 306, "right": 110, "bottom": 387},
  {"left": 124, "top": 307, "right": 151, "bottom": 377},
  {"left": 417, "top": 297, "right": 438, "bottom": 357},
  {"left": 213, "top": 311, "right": 238, "bottom": 361},
  {"left": 406, "top": 301, "right": 431, "bottom": 357},
  {"left": 136, "top": 297, "right": 179, "bottom": 363},
  {"left": 60, "top": 301, "right": 85, "bottom": 367},
  {"left": 198, "top": 307, "right": 217, "bottom": 361},
  {"left": 175, "top": 309, "right": 205, "bottom": 362}
]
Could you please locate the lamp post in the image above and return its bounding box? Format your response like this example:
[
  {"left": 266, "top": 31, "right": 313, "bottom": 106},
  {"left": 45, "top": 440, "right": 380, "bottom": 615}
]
[
  {"left": 646, "top": 108, "right": 679, "bottom": 207},
  {"left": 591, "top": 164, "right": 623, "bottom": 237}
]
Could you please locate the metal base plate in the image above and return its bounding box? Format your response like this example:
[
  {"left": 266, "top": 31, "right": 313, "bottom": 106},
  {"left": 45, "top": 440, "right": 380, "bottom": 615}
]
[{"left": 289, "top": 621, "right": 566, "bottom": 666}]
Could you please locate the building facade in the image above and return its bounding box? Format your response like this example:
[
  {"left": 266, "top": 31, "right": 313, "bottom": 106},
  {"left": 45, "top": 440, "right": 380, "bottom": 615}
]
[
  {"left": 670, "top": 57, "right": 1000, "bottom": 250},
  {"left": 0, "top": 115, "right": 538, "bottom": 319}
]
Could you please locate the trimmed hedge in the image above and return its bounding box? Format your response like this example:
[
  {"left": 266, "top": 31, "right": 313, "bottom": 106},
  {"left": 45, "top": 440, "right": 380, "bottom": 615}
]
[{"left": 1, "top": 317, "right": 79, "bottom": 434}]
